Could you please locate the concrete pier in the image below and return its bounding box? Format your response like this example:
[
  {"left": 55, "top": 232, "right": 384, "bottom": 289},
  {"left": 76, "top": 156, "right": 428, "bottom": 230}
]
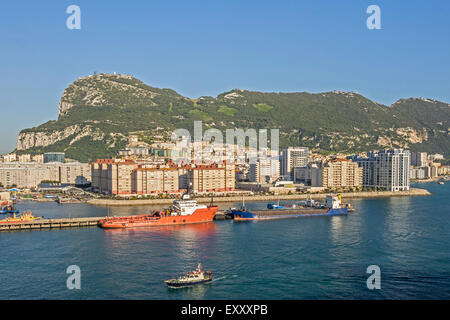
[
  {"left": 0, "top": 217, "right": 106, "bottom": 232},
  {"left": 87, "top": 188, "right": 432, "bottom": 206}
]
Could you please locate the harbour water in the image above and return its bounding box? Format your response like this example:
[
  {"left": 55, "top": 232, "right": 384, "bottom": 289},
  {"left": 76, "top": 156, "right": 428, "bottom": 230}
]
[{"left": 0, "top": 182, "right": 449, "bottom": 299}]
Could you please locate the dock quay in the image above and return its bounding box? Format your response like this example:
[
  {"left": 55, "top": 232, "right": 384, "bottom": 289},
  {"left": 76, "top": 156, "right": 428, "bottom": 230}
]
[
  {"left": 87, "top": 188, "right": 432, "bottom": 206},
  {"left": 0, "top": 217, "right": 106, "bottom": 232},
  {"left": 1, "top": 213, "right": 230, "bottom": 231}
]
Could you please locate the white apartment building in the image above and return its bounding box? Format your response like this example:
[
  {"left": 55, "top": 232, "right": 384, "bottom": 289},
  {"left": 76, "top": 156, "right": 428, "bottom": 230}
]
[
  {"left": 0, "top": 162, "right": 91, "bottom": 188},
  {"left": 310, "top": 160, "right": 363, "bottom": 188},
  {"left": 249, "top": 157, "right": 280, "bottom": 184},
  {"left": 281, "top": 147, "right": 308, "bottom": 179},
  {"left": 357, "top": 149, "right": 410, "bottom": 191},
  {"left": 411, "top": 152, "right": 428, "bottom": 167}
]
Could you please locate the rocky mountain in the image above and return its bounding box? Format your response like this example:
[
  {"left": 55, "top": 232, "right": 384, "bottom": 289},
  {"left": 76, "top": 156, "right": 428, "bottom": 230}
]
[{"left": 16, "top": 73, "right": 450, "bottom": 162}]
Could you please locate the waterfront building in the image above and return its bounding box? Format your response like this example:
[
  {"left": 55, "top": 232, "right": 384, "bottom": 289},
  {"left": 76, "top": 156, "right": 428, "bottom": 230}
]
[
  {"left": 91, "top": 159, "right": 114, "bottom": 194},
  {"left": 44, "top": 152, "right": 65, "bottom": 163},
  {"left": 424, "top": 165, "right": 439, "bottom": 178},
  {"left": 249, "top": 157, "right": 280, "bottom": 184},
  {"left": 293, "top": 166, "right": 308, "bottom": 184},
  {"left": 410, "top": 167, "right": 426, "bottom": 180},
  {"left": 411, "top": 152, "right": 428, "bottom": 167},
  {"left": 309, "top": 164, "right": 320, "bottom": 187},
  {"left": 357, "top": 158, "right": 376, "bottom": 187},
  {"left": 438, "top": 165, "right": 449, "bottom": 175},
  {"left": 410, "top": 165, "right": 439, "bottom": 180},
  {"left": 106, "top": 161, "right": 136, "bottom": 195},
  {"left": 281, "top": 147, "right": 308, "bottom": 178},
  {"left": 0, "top": 161, "right": 90, "bottom": 188},
  {"left": 293, "top": 164, "right": 318, "bottom": 185},
  {"left": 91, "top": 159, "right": 235, "bottom": 196},
  {"left": 58, "top": 162, "right": 91, "bottom": 185},
  {"left": 0, "top": 165, "right": 57, "bottom": 189},
  {"left": 132, "top": 167, "right": 180, "bottom": 194},
  {"left": 281, "top": 147, "right": 308, "bottom": 179},
  {"left": 310, "top": 159, "right": 363, "bottom": 189},
  {"left": 188, "top": 163, "right": 235, "bottom": 193},
  {"left": 356, "top": 149, "right": 410, "bottom": 191}
]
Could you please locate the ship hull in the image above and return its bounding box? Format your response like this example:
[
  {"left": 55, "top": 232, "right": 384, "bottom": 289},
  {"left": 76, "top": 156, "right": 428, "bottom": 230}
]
[
  {"left": 98, "top": 206, "right": 218, "bottom": 229},
  {"left": 232, "top": 207, "right": 348, "bottom": 221}
]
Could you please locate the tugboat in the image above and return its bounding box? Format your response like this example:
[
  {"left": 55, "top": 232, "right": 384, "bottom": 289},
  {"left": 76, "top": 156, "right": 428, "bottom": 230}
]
[{"left": 165, "top": 264, "right": 213, "bottom": 288}]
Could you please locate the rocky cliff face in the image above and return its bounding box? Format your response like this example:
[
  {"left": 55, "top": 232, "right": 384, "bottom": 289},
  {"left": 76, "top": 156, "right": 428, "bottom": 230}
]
[
  {"left": 17, "top": 125, "right": 81, "bottom": 150},
  {"left": 16, "top": 125, "right": 109, "bottom": 151}
]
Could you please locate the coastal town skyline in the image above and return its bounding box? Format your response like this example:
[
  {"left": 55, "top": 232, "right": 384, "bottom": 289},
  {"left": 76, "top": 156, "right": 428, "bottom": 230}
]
[{"left": 1, "top": 1, "right": 449, "bottom": 306}]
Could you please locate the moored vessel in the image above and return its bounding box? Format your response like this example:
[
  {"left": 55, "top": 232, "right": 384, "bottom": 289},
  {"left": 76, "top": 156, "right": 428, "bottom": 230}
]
[
  {"left": 165, "top": 264, "right": 213, "bottom": 288},
  {"left": 0, "top": 212, "right": 41, "bottom": 224},
  {"left": 0, "top": 205, "right": 19, "bottom": 214},
  {"left": 98, "top": 194, "right": 218, "bottom": 229},
  {"left": 0, "top": 200, "right": 19, "bottom": 214},
  {"left": 232, "top": 195, "right": 352, "bottom": 221}
]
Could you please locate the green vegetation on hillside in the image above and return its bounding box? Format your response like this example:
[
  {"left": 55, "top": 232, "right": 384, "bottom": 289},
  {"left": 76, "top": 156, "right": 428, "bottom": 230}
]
[
  {"left": 218, "top": 105, "right": 237, "bottom": 116},
  {"left": 253, "top": 103, "right": 273, "bottom": 112},
  {"left": 16, "top": 74, "right": 450, "bottom": 162}
]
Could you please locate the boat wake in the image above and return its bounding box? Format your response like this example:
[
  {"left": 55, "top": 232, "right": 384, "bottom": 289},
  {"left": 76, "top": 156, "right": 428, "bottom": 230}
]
[{"left": 211, "top": 276, "right": 226, "bottom": 282}]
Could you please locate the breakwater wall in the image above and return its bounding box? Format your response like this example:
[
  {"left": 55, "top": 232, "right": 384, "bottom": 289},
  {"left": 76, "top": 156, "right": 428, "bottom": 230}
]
[
  {"left": 0, "top": 217, "right": 106, "bottom": 232},
  {"left": 87, "top": 188, "right": 431, "bottom": 206}
]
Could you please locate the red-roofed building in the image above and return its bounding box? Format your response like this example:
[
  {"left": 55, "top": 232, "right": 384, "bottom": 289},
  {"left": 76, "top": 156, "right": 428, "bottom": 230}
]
[{"left": 91, "top": 159, "right": 235, "bottom": 195}]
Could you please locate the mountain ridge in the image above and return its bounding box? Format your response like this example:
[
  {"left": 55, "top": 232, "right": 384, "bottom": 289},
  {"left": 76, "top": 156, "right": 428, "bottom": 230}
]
[{"left": 15, "top": 73, "right": 450, "bottom": 162}]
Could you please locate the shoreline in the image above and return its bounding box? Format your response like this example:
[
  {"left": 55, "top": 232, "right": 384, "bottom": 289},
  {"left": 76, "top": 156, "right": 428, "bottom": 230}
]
[{"left": 86, "top": 188, "right": 432, "bottom": 206}]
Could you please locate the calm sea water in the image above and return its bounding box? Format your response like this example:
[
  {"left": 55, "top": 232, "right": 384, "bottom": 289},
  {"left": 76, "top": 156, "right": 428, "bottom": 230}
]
[{"left": 0, "top": 183, "right": 449, "bottom": 300}]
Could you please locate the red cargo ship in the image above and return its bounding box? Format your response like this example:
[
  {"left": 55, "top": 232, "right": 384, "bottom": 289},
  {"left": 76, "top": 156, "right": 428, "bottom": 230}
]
[{"left": 98, "top": 194, "right": 218, "bottom": 229}]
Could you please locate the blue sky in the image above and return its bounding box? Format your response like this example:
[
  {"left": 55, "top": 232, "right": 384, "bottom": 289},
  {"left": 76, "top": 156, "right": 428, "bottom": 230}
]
[{"left": 0, "top": 0, "right": 449, "bottom": 153}]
